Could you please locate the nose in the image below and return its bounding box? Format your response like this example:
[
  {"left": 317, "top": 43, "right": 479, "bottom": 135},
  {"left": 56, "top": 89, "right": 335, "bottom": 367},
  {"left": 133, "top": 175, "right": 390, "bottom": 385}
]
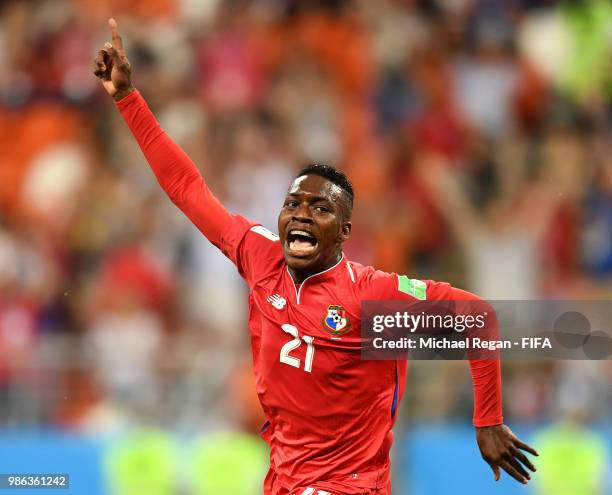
[{"left": 292, "top": 203, "right": 314, "bottom": 224}]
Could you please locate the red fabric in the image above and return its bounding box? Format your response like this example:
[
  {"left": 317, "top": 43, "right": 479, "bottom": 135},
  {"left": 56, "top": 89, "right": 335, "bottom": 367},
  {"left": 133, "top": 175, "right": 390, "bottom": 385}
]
[
  {"left": 446, "top": 288, "right": 504, "bottom": 427},
  {"left": 115, "top": 91, "right": 254, "bottom": 257},
  {"left": 116, "top": 91, "right": 502, "bottom": 493}
]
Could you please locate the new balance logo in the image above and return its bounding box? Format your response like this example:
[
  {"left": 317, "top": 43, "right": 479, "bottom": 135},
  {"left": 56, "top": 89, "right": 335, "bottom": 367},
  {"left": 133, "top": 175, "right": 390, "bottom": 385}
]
[
  {"left": 301, "top": 489, "right": 330, "bottom": 495},
  {"left": 267, "top": 294, "right": 286, "bottom": 310}
]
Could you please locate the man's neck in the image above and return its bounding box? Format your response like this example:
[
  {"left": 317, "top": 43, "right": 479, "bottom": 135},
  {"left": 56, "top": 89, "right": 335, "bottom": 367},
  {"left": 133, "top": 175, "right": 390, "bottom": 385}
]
[{"left": 288, "top": 252, "right": 343, "bottom": 284}]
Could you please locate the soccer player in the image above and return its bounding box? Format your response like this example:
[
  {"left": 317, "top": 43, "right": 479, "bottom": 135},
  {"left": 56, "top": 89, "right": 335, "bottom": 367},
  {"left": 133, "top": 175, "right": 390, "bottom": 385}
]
[{"left": 94, "top": 19, "right": 538, "bottom": 495}]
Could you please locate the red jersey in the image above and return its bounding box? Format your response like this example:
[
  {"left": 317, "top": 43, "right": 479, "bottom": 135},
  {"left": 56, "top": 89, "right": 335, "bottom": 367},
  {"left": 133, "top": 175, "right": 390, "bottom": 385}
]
[{"left": 116, "top": 91, "right": 503, "bottom": 495}]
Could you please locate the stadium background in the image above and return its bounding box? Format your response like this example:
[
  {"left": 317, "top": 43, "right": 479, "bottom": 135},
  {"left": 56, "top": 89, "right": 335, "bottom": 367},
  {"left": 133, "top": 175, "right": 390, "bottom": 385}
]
[{"left": 0, "top": 0, "right": 610, "bottom": 493}]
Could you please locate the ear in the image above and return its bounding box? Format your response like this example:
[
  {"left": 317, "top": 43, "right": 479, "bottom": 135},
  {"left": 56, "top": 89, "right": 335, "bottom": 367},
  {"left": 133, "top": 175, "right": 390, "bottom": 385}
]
[{"left": 339, "top": 221, "right": 352, "bottom": 242}]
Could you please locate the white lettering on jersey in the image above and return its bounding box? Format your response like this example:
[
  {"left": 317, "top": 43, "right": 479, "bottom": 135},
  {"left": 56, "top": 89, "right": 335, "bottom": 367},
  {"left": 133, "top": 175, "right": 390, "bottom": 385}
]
[{"left": 250, "top": 225, "right": 279, "bottom": 241}]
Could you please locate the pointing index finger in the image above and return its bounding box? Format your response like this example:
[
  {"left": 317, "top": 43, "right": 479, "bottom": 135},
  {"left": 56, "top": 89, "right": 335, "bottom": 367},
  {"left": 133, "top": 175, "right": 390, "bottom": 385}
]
[{"left": 108, "top": 18, "right": 124, "bottom": 51}]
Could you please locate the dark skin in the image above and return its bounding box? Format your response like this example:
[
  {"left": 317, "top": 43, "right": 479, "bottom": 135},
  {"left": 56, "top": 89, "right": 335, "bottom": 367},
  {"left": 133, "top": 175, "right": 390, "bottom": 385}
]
[
  {"left": 279, "top": 174, "right": 352, "bottom": 282},
  {"left": 94, "top": 18, "right": 539, "bottom": 485}
]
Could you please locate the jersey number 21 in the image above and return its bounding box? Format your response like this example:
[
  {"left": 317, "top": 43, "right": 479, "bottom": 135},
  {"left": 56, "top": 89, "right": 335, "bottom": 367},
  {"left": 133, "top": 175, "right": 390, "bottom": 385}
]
[{"left": 280, "top": 324, "right": 315, "bottom": 372}]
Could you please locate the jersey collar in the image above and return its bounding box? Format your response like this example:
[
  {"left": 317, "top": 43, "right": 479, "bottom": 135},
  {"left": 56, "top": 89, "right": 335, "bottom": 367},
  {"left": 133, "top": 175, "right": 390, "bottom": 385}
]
[{"left": 286, "top": 254, "right": 347, "bottom": 304}]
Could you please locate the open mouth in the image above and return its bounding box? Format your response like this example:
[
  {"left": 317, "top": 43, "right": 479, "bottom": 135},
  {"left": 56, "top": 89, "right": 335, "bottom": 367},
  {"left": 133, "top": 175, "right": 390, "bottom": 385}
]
[{"left": 286, "top": 229, "right": 318, "bottom": 257}]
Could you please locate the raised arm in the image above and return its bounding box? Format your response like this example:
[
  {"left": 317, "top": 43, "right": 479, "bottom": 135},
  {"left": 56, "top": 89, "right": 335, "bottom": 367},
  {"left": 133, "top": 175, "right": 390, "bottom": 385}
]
[{"left": 93, "top": 18, "right": 240, "bottom": 249}]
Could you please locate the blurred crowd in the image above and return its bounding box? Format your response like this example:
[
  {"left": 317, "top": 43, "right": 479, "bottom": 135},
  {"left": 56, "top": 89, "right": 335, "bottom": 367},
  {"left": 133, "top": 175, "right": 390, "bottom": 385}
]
[{"left": 0, "top": 0, "right": 611, "bottom": 444}]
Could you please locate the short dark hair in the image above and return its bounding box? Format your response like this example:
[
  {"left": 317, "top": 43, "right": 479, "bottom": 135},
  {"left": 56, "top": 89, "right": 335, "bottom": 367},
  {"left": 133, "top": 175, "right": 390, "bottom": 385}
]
[{"left": 296, "top": 164, "right": 354, "bottom": 217}]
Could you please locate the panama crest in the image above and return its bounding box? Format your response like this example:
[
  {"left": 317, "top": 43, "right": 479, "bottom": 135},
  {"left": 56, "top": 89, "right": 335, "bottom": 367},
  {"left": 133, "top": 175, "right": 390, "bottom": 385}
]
[{"left": 322, "top": 305, "right": 351, "bottom": 336}]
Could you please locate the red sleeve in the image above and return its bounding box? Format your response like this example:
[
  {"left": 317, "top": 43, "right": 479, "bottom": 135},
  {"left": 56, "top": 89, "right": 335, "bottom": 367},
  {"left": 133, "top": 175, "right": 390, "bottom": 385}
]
[
  {"left": 447, "top": 287, "right": 504, "bottom": 428},
  {"left": 359, "top": 269, "right": 503, "bottom": 427},
  {"left": 115, "top": 90, "right": 253, "bottom": 266},
  {"left": 234, "top": 226, "right": 284, "bottom": 286}
]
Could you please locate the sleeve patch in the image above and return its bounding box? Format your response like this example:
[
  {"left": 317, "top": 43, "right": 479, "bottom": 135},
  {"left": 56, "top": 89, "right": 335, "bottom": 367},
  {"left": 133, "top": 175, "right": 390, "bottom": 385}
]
[
  {"left": 398, "top": 276, "right": 427, "bottom": 300},
  {"left": 250, "top": 225, "right": 279, "bottom": 241}
]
